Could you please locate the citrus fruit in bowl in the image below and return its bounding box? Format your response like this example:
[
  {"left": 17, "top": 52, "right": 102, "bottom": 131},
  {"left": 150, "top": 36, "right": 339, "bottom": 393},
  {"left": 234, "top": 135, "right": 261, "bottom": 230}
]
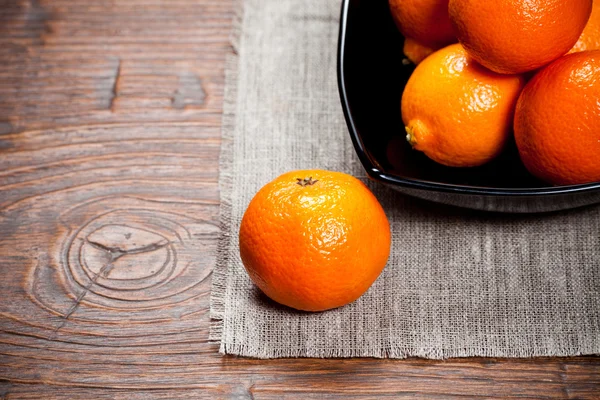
[
  {"left": 401, "top": 43, "right": 526, "bottom": 168},
  {"left": 388, "top": 0, "right": 457, "bottom": 64},
  {"left": 337, "top": 0, "right": 600, "bottom": 213},
  {"left": 448, "top": 0, "right": 592, "bottom": 74},
  {"left": 514, "top": 51, "right": 600, "bottom": 186}
]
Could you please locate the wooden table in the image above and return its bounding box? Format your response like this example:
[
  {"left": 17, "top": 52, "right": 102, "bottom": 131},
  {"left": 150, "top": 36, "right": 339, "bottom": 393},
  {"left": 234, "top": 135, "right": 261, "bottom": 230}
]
[{"left": 1, "top": 1, "right": 598, "bottom": 398}]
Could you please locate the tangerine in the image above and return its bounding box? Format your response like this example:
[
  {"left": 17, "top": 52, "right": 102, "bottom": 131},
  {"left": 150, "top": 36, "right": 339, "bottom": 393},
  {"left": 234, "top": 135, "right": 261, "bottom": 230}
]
[
  {"left": 239, "top": 170, "right": 391, "bottom": 312},
  {"left": 449, "top": 0, "right": 592, "bottom": 74},
  {"left": 389, "top": 0, "right": 456, "bottom": 48},
  {"left": 401, "top": 44, "right": 526, "bottom": 167},
  {"left": 514, "top": 51, "right": 600, "bottom": 185}
]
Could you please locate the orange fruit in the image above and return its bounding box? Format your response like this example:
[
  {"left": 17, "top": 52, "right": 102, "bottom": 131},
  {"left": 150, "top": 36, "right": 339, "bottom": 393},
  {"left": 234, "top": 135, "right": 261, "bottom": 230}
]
[
  {"left": 403, "top": 37, "right": 435, "bottom": 65},
  {"left": 239, "top": 170, "right": 391, "bottom": 312},
  {"left": 401, "top": 43, "right": 526, "bottom": 167},
  {"left": 570, "top": 0, "right": 600, "bottom": 53},
  {"left": 389, "top": 0, "right": 456, "bottom": 48},
  {"left": 514, "top": 51, "right": 600, "bottom": 185},
  {"left": 448, "top": 0, "right": 593, "bottom": 74}
]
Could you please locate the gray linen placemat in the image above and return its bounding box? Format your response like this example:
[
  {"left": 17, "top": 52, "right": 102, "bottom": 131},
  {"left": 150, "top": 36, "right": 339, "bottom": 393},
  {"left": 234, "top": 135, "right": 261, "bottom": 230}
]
[{"left": 210, "top": 0, "right": 600, "bottom": 358}]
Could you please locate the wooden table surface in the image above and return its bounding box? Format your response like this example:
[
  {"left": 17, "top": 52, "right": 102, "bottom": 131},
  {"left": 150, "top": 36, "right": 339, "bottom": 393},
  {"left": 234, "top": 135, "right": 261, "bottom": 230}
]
[{"left": 0, "top": 1, "right": 598, "bottom": 398}]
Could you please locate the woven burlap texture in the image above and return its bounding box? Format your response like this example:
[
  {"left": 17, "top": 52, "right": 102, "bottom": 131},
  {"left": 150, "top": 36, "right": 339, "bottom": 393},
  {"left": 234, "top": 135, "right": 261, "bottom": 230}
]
[{"left": 210, "top": 0, "right": 600, "bottom": 358}]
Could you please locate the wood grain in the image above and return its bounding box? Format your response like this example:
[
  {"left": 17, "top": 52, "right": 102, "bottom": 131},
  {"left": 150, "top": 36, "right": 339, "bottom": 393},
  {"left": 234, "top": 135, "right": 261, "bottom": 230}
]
[{"left": 0, "top": 0, "right": 598, "bottom": 398}]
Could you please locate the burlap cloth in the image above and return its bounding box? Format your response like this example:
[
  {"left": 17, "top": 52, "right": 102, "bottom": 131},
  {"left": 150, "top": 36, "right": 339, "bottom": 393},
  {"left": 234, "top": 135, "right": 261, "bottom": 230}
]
[{"left": 210, "top": 0, "right": 600, "bottom": 358}]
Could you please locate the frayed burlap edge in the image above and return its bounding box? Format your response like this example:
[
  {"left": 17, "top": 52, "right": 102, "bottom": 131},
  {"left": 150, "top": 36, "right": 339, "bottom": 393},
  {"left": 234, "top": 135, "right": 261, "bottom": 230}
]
[
  {"left": 209, "top": 0, "right": 244, "bottom": 345},
  {"left": 219, "top": 343, "right": 592, "bottom": 360}
]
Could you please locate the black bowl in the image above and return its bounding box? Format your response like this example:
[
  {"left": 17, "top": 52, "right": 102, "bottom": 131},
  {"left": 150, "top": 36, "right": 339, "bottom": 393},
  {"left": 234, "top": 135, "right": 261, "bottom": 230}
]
[{"left": 337, "top": 0, "right": 600, "bottom": 213}]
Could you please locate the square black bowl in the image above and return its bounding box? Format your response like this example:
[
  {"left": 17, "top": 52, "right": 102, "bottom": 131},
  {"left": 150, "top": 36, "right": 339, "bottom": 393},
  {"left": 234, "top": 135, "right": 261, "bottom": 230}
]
[{"left": 337, "top": 0, "right": 600, "bottom": 213}]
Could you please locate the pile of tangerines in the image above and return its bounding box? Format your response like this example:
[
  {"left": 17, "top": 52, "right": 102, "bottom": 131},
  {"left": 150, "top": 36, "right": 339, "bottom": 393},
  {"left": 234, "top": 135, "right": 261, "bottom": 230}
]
[{"left": 391, "top": 0, "right": 600, "bottom": 186}]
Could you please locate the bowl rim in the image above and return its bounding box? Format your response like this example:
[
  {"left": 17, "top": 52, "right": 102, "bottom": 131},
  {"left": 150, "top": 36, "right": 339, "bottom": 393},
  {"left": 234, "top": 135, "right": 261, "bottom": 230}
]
[{"left": 336, "top": 0, "right": 600, "bottom": 197}]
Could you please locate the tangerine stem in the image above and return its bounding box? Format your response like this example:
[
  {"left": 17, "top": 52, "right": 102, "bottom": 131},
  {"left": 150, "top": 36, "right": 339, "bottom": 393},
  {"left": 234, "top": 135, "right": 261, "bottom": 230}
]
[
  {"left": 405, "top": 125, "right": 418, "bottom": 147},
  {"left": 296, "top": 177, "right": 318, "bottom": 187}
]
